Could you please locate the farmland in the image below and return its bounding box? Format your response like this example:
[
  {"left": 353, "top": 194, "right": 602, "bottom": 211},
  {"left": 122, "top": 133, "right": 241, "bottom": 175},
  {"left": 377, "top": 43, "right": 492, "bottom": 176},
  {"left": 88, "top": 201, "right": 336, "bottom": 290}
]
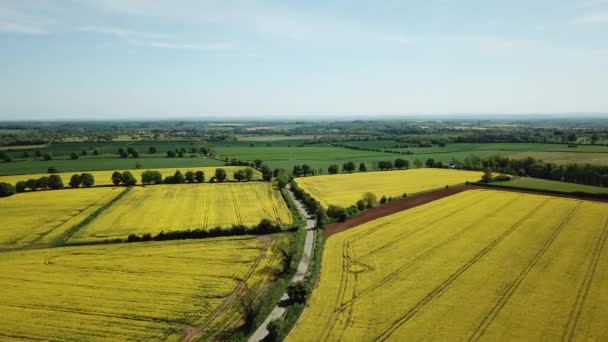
[
  {"left": 0, "top": 187, "right": 124, "bottom": 250},
  {"left": 0, "top": 236, "right": 283, "bottom": 341},
  {"left": 0, "top": 166, "right": 259, "bottom": 187},
  {"left": 294, "top": 168, "right": 483, "bottom": 208},
  {"left": 491, "top": 176, "right": 608, "bottom": 194},
  {"left": 71, "top": 182, "right": 292, "bottom": 242},
  {"left": 288, "top": 189, "right": 608, "bottom": 341}
]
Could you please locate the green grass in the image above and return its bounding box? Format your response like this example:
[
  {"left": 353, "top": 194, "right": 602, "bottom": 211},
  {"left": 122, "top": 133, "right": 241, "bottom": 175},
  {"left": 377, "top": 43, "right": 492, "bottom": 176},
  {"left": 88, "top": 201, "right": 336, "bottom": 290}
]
[
  {"left": 215, "top": 146, "right": 400, "bottom": 171},
  {"left": 0, "top": 156, "right": 223, "bottom": 176},
  {"left": 491, "top": 177, "right": 608, "bottom": 194},
  {"left": 387, "top": 142, "right": 608, "bottom": 154},
  {"left": 3, "top": 141, "right": 204, "bottom": 157}
]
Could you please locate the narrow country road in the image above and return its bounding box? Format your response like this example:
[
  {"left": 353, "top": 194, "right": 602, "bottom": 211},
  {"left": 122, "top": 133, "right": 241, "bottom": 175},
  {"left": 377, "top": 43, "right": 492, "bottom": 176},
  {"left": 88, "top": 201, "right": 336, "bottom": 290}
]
[{"left": 248, "top": 185, "right": 317, "bottom": 342}]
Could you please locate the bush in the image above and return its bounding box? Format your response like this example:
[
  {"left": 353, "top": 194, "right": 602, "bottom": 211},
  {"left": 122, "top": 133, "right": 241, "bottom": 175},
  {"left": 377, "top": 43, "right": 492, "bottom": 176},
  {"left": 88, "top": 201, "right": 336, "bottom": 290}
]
[
  {"left": 47, "top": 166, "right": 59, "bottom": 173},
  {"left": 121, "top": 171, "right": 137, "bottom": 186},
  {"left": 15, "top": 181, "right": 27, "bottom": 193},
  {"left": 492, "top": 174, "right": 511, "bottom": 182},
  {"left": 287, "top": 281, "right": 311, "bottom": 304},
  {"left": 70, "top": 152, "right": 79, "bottom": 160},
  {"left": 69, "top": 174, "right": 82, "bottom": 188},
  {"left": 80, "top": 173, "right": 95, "bottom": 187},
  {"left": 356, "top": 199, "right": 366, "bottom": 211},
  {"left": 266, "top": 319, "right": 285, "bottom": 342},
  {"left": 327, "top": 205, "right": 348, "bottom": 222},
  {"left": 0, "top": 182, "right": 16, "bottom": 197},
  {"left": 380, "top": 195, "right": 388, "bottom": 204},
  {"left": 215, "top": 168, "right": 227, "bottom": 182},
  {"left": 48, "top": 175, "right": 64, "bottom": 189}
]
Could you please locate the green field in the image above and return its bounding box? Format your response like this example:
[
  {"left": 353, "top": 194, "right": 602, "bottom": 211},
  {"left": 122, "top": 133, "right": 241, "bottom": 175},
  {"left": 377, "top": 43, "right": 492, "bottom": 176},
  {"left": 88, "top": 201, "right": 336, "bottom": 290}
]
[{"left": 490, "top": 177, "right": 608, "bottom": 194}]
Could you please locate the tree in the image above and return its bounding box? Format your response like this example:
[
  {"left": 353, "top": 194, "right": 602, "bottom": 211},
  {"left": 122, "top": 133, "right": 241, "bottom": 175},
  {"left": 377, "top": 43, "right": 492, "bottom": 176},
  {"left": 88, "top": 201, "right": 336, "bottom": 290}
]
[
  {"left": 92, "top": 149, "right": 99, "bottom": 155},
  {"left": 36, "top": 177, "right": 50, "bottom": 190},
  {"left": 378, "top": 160, "right": 393, "bottom": 170},
  {"left": 215, "top": 168, "right": 227, "bottom": 182},
  {"left": 380, "top": 195, "right": 388, "bottom": 204},
  {"left": 287, "top": 281, "right": 311, "bottom": 304},
  {"left": 15, "top": 181, "right": 27, "bottom": 193},
  {"left": 118, "top": 147, "right": 125, "bottom": 155},
  {"left": 22, "top": 151, "right": 29, "bottom": 158},
  {"left": 302, "top": 164, "right": 312, "bottom": 176},
  {"left": 127, "top": 147, "right": 135, "bottom": 155},
  {"left": 260, "top": 165, "right": 272, "bottom": 181},
  {"left": 292, "top": 165, "right": 303, "bottom": 177},
  {"left": 47, "top": 166, "right": 59, "bottom": 173},
  {"left": 328, "top": 164, "right": 339, "bottom": 174},
  {"left": 173, "top": 170, "right": 185, "bottom": 183},
  {"left": 111, "top": 171, "right": 123, "bottom": 185},
  {"left": 276, "top": 169, "right": 290, "bottom": 188},
  {"left": 194, "top": 170, "right": 205, "bottom": 183},
  {"left": 81, "top": 149, "right": 88, "bottom": 156},
  {"left": 362, "top": 192, "right": 377, "bottom": 208},
  {"left": 0, "top": 182, "right": 16, "bottom": 197},
  {"left": 35, "top": 150, "right": 42, "bottom": 159},
  {"left": 185, "top": 171, "right": 195, "bottom": 183},
  {"left": 342, "top": 161, "right": 356, "bottom": 173},
  {"left": 120, "top": 150, "right": 129, "bottom": 158},
  {"left": 131, "top": 151, "right": 140, "bottom": 158},
  {"left": 80, "top": 173, "right": 95, "bottom": 187},
  {"left": 327, "top": 205, "right": 348, "bottom": 221},
  {"left": 394, "top": 158, "right": 409, "bottom": 169},
  {"left": 148, "top": 146, "right": 157, "bottom": 154},
  {"left": 356, "top": 199, "right": 366, "bottom": 211},
  {"left": 254, "top": 159, "right": 263, "bottom": 168},
  {"left": 266, "top": 319, "right": 285, "bottom": 342},
  {"left": 482, "top": 168, "right": 493, "bottom": 183},
  {"left": 69, "top": 174, "right": 82, "bottom": 188},
  {"left": 234, "top": 169, "right": 246, "bottom": 182},
  {"left": 48, "top": 175, "right": 64, "bottom": 189},
  {"left": 359, "top": 163, "right": 367, "bottom": 172},
  {"left": 244, "top": 168, "right": 254, "bottom": 181},
  {"left": 70, "top": 152, "right": 79, "bottom": 160},
  {"left": 43, "top": 153, "right": 52, "bottom": 161},
  {"left": 141, "top": 170, "right": 162, "bottom": 184},
  {"left": 166, "top": 150, "right": 176, "bottom": 158},
  {"left": 414, "top": 159, "right": 422, "bottom": 168},
  {"left": 26, "top": 179, "right": 38, "bottom": 191},
  {"left": 425, "top": 158, "right": 436, "bottom": 168},
  {"left": 121, "top": 171, "right": 137, "bottom": 186}
]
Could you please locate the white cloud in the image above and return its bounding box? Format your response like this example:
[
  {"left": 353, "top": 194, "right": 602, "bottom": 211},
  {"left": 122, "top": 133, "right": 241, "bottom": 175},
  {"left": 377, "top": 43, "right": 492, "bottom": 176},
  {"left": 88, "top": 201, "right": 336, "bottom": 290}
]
[
  {"left": 573, "top": 11, "right": 608, "bottom": 23},
  {"left": 0, "top": 6, "right": 49, "bottom": 34}
]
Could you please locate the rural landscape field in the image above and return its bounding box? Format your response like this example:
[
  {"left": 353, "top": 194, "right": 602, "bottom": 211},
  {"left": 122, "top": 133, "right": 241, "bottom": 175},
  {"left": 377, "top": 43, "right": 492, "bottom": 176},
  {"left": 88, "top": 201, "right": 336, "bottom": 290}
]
[
  {"left": 289, "top": 189, "right": 608, "bottom": 341},
  {"left": 2, "top": 1, "right": 608, "bottom": 339}
]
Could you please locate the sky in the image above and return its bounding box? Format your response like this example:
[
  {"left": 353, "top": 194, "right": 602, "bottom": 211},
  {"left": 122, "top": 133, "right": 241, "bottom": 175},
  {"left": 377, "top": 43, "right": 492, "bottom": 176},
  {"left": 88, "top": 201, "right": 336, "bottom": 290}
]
[{"left": 1, "top": 0, "right": 608, "bottom": 120}]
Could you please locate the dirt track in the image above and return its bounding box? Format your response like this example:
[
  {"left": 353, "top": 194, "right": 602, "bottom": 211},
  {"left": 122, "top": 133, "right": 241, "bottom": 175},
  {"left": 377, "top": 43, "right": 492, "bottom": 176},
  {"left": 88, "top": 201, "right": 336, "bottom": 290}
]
[{"left": 323, "top": 185, "right": 608, "bottom": 238}]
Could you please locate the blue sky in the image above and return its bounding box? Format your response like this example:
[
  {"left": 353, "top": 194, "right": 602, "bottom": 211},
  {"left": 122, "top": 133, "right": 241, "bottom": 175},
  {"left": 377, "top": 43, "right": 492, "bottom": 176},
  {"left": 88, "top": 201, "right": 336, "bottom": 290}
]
[{"left": 1, "top": 0, "right": 607, "bottom": 120}]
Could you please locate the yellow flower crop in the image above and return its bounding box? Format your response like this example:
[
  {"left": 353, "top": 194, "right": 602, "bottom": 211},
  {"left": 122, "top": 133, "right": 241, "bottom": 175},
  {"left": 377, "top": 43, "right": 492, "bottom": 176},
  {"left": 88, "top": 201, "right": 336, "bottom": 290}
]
[
  {"left": 288, "top": 190, "right": 608, "bottom": 341},
  {"left": 294, "top": 168, "right": 483, "bottom": 208},
  {"left": 71, "top": 182, "right": 292, "bottom": 242},
  {"left": 0, "top": 236, "right": 282, "bottom": 341},
  {"left": 0, "top": 187, "right": 123, "bottom": 249}
]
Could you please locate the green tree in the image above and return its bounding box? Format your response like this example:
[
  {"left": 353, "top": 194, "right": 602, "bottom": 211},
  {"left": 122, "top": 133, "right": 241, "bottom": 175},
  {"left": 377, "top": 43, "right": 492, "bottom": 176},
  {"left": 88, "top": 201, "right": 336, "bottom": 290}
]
[
  {"left": 287, "top": 280, "right": 311, "bottom": 304},
  {"left": 69, "top": 174, "right": 82, "bottom": 188},
  {"left": 266, "top": 319, "right": 285, "bottom": 342},
  {"left": 342, "top": 161, "right": 356, "bottom": 173},
  {"left": 394, "top": 158, "right": 408, "bottom": 169},
  {"left": 260, "top": 165, "right": 272, "bottom": 181},
  {"left": 111, "top": 171, "right": 123, "bottom": 185},
  {"left": 70, "top": 152, "right": 79, "bottom": 160},
  {"left": 194, "top": 171, "right": 205, "bottom": 183},
  {"left": 43, "top": 153, "right": 52, "bottom": 161},
  {"left": 80, "top": 173, "right": 95, "bottom": 187},
  {"left": 173, "top": 170, "right": 185, "bottom": 183},
  {"left": 276, "top": 169, "right": 290, "bottom": 188},
  {"left": 185, "top": 171, "right": 195, "bottom": 183},
  {"left": 356, "top": 199, "right": 366, "bottom": 211},
  {"left": 47, "top": 166, "right": 59, "bottom": 173},
  {"left": 92, "top": 149, "right": 99, "bottom": 155},
  {"left": 328, "top": 164, "right": 339, "bottom": 174},
  {"left": 166, "top": 150, "right": 176, "bottom": 158},
  {"left": 15, "top": 181, "right": 27, "bottom": 193},
  {"left": 148, "top": 146, "right": 157, "bottom": 154},
  {"left": 292, "top": 165, "right": 303, "bottom": 177},
  {"left": 482, "top": 168, "right": 493, "bottom": 183},
  {"left": 121, "top": 171, "right": 137, "bottom": 186},
  {"left": 48, "top": 175, "right": 64, "bottom": 189},
  {"left": 327, "top": 205, "right": 348, "bottom": 221},
  {"left": 425, "top": 158, "right": 436, "bottom": 168},
  {"left": 0, "top": 151, "right": 12, "bottom": 162},
  {"left": 81, "top": 149, "right": 88, "bottom": 156},
  {"left": 254, "top": 159, "right": 263, "bottom": 168},
  {"left": 362, "top": 192, "right": 377, "bottom": 208},
  {"left": 25, "top": 179, "right": 38, "bottom": 191},
  {"left": 0, "top": 182, "right": 16, "bottom": 197},
  {"left": 244, "top": 168, "right": 254, "bottom": 181},
  {"left": 215, "top": 168, "right": 227, "bottom": 182},
  {"left": 414, "top": 159, "right": 422, "bottom": 168},
  {"left": 36, "top": 177, "right": 50, "bottom": 190},
  {"left": 359, "top": 162, "right": 367, "bottom": 172}
]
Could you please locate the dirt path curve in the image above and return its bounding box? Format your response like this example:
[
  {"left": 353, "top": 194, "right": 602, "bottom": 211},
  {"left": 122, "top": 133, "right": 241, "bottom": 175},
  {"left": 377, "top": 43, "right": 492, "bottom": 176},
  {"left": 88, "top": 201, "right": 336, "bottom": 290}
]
[{"left": 248, "top": 185, "right": 317, "bottom": 342}]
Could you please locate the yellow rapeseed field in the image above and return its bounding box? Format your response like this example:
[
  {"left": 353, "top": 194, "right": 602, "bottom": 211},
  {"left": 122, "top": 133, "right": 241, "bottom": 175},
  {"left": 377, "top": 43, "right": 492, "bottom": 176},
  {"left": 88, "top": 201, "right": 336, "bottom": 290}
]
[
  {"left": 0, "top": 236, "right": 283, "bottom": 341},
  {"left": 288, "top": 189, "right": 608, "bottom": 341},
  {"left": 294, "top": 168, "right": 483, "bottom": 208},
  {"left": 0, "top": 166, "right": 260, "bottom": 187},
  {"left": 71, "top": 182, "right": 292, "bottom": 242},
  {"left": 0, "top": 187, "right": 124, "bottom": 249}
]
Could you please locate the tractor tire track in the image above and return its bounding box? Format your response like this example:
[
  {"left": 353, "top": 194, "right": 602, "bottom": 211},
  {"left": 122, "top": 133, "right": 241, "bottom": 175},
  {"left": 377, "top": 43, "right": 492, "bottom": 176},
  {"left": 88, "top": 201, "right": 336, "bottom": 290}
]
[
  {"left": 561, "top": 212, "right": 608, "bottom": 342},
  {"left": 469, "top": 201, "right": 582, "bottom": 342},
  {"left": 374, "top": 198, "right": 550, "bottom": 342}
]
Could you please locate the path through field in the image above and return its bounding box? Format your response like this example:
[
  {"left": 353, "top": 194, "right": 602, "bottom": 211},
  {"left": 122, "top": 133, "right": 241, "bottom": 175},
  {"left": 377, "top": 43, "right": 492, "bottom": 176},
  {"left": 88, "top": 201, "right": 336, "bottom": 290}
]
[{"left": 248, "top": 185, "right": 316, "bottom": 342}]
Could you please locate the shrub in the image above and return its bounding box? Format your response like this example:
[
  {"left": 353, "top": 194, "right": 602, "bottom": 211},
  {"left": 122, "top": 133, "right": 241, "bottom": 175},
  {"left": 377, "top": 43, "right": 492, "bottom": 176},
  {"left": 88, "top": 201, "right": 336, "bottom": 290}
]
[
  {"left": 15, "top": 181, "right": 27, "bottom": 193},
  {"left": 47, "top": 166, "right": 59, "bottom": 173},
  {"left": 267, "top": 319, "right": 285, "bottom": 342},
  {"left": 356, "top": 199, "right": 366, "bottom": 211},
  {"left": 0, "top": 182, "right": 16, "bottom": 197},
  {"left": 380, "top": 195, "right": 388, "bottom": 204},
  {"left": 48, "top": 175, "right": 64, "bottom": 189},
  {"left": 287, "top": 281, "right": 311, "bottom": 304}
]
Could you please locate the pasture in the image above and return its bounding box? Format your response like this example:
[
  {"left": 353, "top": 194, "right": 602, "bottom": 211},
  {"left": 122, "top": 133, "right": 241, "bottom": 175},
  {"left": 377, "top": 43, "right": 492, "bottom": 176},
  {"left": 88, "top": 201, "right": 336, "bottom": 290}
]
[
  {"left": 492, "top": 177, "right": 608, "bottom": 194},
  {"left": 0, "top": 236, "right": 283, "bottom": 341},
  {"left": 294, "top": 168, "right": 483, "bottom": 208},
  {"left": 0, "top": 187, "right": 124, "bottom": 250},
  {"left": 0, "top": 166, "right": 259, "bottom": 187},
  {"left": 288, "top": 189, "right": 608, "bottom": 341},
  {"left": 71, "top": 182, "right": 292, "bottom": 242}
]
